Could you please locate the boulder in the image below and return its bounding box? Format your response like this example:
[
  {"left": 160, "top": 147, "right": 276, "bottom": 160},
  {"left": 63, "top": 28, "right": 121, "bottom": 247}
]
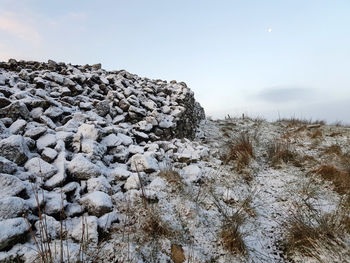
[
  {"left": 67, "top": 154, "right": 102, "bottom": 180},
  {"left": 130, "top": 153, "right": 158, "bottom": 173},
  {"left": 0, "top": 157, "right": 17, "bottom": 174},
  {"left": 79, "top": 191, "right": 113, "bottom": 217},
  {"left": 0, "top": 174, "right": 26, "bottom": 199},
  {"left": 0, "top": 135, "right": 30, "bottom": 165},
  {"left": 24, "top": 157, "right": 58, "bottom": 180},
  {"left": 0, "top": 197, "right": 25, "bottom": 220},
  {"left": 0, "top": 218, "right": 28, "bottom": 250}
]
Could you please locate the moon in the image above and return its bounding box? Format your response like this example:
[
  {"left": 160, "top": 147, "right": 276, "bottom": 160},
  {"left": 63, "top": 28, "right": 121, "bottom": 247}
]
[{"left": 268, "top": 28, "right": 272, "bottom": 33}]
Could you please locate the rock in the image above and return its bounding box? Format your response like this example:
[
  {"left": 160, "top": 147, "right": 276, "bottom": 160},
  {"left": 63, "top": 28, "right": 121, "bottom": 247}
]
[
  {"left": 0, "top": 135, "right": 29, "bottom": 165},
  {"left": 182, "top": 165, "right": 201, "bottom": 183},
  {"left": 0, "top": 101, "right": 30, "bottom": 120},
  {"left": 44, "top": 191, "right": 66, "bottom": 216},
  {"left": 0, "top": 97, "right": 11, "bottom": 108},
  {"left": 44, "top": 152, "right": 66, "bottom": 188},
  {"left": 98, "top": 211, "right": 119, "bottom": 233},
  {"left": 71, "top": 216, "right": 98, "bottom": 244},
  {"left": 24, "top": 157, "right": 58, "bottom": 180},
  {"left": 0, "top": 121, "right": 9, "bottom": 139},
  {"left": 124, "top": 173, "right": 140, "bottom": 190},
  {"left": 0, "top": 197, "right": 25, "bottom": 220},
  {"left": 40, "top": 115, "right": 56, "bottom": 129},
  {"left": 0, "top": 218, "right": 28, "bottom": 250},
  {"left": 77, "top": 124, "right": 99, "bottom": 141},
  {"left": 36, "top": 133, "right": 56, "bottom": 151},
  {"left": 44, "top": 106, "right": 64, "bottom": 119},
  {"left": 130, "top": 153, "right": 158, "bottom": 173},
  {"left": 110, "top": 167, "right": 132, "bottom": 179},
  {"left": 80, "top": 191, "right": 113, "bottom": 217},
  {"left": 30, "top": 107, "right": 43, "bottom": 120},
  {"left": 34, "top": 215, "right": 60, "bottom": 240},
  {"left": 96, "top": 100, "right": 110, "bottom": 117},
  {"left": 65, "top": 203, "right": 83, "bottom": 217},
  {"left": 0, "top": 157, "right": 17, "bottom": 174},
  {"left": 101, "top": 134, "right": 122, "bottom": 148},
  {"left": 67, "top": 154, "right": 102, "bottom": 179},
  {"left": 24, "top": 123, "right": 47, "bottom": 139},
  {"left": 8, "top": 119, "right": 26, "bottom": 134},
  {"left": 41, "top": 147, "right": 58, "bottom": 162},
  {"left": 87, "top": 176, "right": 111, "bottom": 193},
  {"left": 81, "top": 139, "right": 106, "bottom": 158},
  {"left": 117, "top": 133, "right": 133, "bottom": 146}
]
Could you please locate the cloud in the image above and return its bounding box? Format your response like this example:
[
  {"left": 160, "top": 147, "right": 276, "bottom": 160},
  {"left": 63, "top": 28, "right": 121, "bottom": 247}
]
[
  {"left": 0, "top": 12, "right": 41, "bottom": 45},
  {"left": 253, "top": 86, "right": 314, "bottom": 103}
]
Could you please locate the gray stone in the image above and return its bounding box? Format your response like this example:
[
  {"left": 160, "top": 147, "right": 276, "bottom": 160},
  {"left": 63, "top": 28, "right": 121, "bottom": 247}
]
[
  {"left": 0, "top": 135, "right": 30, "bottom": 165},
  {"left": 101, "top": 134, "right": 122, "bottom": 148},
  {"left": 41, "top": 147, "right": 58, "bottom": 162},
  {"left": 44, "top": 106, "right": 64, "bottom": 119},
  {"left": 96, "top": 100, "right": 110, "bottom": 117},
  {"left": 24, "top": 157, "right": 58, "bottom": 179},
  {"left": 87, "top": 176, "right": 111, "bottom": 193},
  {"left": 0, "top": 174, "right": 26, "bottom": 199},
  {"left": 67, "top": 154, "right": 102, "bottom": 179},
  {"left": 80, "top": 191, "right": 113, "bottom": 217},
  {"left": 36, "top": 133, "right": 56, "bottom": 151},
  {"left": 0, "top": 157, "right": 17, "bottom": 174},
  {"left": 130, "top": 153, "right": 158, "bottom": 173},
  {"left": 8, "top": 119, "right": 26, "bottom": 134},
  {"left": 0, "top": 218, "right": 28, "bottom": 250},
  {"left": 0, "top": 197, "right": 25, "bottom": 220}
]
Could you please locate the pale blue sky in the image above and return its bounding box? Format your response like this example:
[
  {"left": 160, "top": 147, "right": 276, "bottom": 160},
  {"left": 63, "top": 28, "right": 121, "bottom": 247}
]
[{"left": 1, "top": 0, "right": 350, "bottom": 122}]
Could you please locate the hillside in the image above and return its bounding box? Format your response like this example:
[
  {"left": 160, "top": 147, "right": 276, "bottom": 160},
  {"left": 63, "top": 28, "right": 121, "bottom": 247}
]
[{"left": 0, "top": 60, "right": 350, "bottom": 262}]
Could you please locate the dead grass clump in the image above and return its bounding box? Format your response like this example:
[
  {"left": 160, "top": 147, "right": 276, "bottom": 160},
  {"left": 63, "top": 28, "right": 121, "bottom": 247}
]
[
  {"left": 267, "top": 141, "right": 297, "bottom": 167},
  {"left": 282, "top": 198, "right": 350, "bottom": 260},
  {"left": 223, "top": 133, "right": 254, "bottom": 170},
  {"left": 142, "top": 210, "right": 172, "bottom": 240},
  {"left": 210, "top": 189, "right": 248, "bottom": 256},
  {"left": 311, "top": 165, "right": 350, "bottom": 195},
  {"left": 219, "top": 214, "right": 247, "bottom": 255},
  {"left": 309, "top": 129, "right": 322, "bottom": 138},
  {"left": 322, "top": 144, "right": 343, "bottom": 156},
  {"left": 158, "top": 168, "right": 182, "bottom": 186}
]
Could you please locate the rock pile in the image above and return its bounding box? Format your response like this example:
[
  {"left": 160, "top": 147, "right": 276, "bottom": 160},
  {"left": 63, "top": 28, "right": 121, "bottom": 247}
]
[{"left": 0, "top": 59, "right": 205, "bottom": 261}]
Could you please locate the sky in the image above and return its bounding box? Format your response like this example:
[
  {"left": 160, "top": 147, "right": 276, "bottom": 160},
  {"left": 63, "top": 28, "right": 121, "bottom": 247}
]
[{"left": 1, "top": 0, "right": 350, "bottom": 123}]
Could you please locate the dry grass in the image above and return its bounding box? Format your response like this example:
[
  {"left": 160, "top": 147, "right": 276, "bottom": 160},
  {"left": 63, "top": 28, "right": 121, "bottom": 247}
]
[
  {"left": 309, "top": 129, "right": 322, "bottom": 138},
  {"left": 170, "top": 244, "right": 185, "bottom": 263},
  {"left": 310, "top": 165, "right": 350, "bottom": 195},
  {"left": 267, "top": 140, "right": 298, "bottom": 167},
  {"left": 222, "top": 133, "right": 254, "bottom": 171},
  {"left": 142, "top": 210, "right": 172, "bottom": 239},
  {"left": 322, "top": 144, "right": 343, "bottom": 156},
  {"left": 210, "top": 188, "right": 248, "bottom": 256},
  {"left": 282, "top": 197, "right": 350, "bottom": 260},
  {"left": 278, "top": 117, "right": 326, "bottom": 127}
]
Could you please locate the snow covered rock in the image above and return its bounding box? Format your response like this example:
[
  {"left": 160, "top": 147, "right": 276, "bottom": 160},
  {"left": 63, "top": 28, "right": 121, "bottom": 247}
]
[
  {"left": 80, "top": 191, "right": 113, "bottom": 217},
  {"left": 130, "top": 153, "right": 158, "bottom": 173},
  {"left": 24, "top": 157, "right": 58, "bottom": 179},
  {"left": 0, "top": 218, "right": 28, "bottom": 250},
  {"left": 67, "top": 154, "right": 102, "bottom": 179},
  {"left": 0, "top": 157, "right": 17, "bottom": 174},
  {"left": 182, "top": 165, "right": 202, "bottom": 183},
  {"left": 0, "top": 174, "right": 26, "bottom": 199},
  {"left": 0, "top": 197, "right": 25, "bottom": 220},
  {"left": 0, "top": 135, "right": 30, "bottom": 165},
  {"left": 71, "top": 216, "right": 98, "bottom": 244}
]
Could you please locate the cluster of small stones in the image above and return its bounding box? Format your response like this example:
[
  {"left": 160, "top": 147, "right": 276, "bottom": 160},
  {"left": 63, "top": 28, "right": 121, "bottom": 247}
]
[{"left": 0, "top": 59, "right": 205, "bottom": 261}]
